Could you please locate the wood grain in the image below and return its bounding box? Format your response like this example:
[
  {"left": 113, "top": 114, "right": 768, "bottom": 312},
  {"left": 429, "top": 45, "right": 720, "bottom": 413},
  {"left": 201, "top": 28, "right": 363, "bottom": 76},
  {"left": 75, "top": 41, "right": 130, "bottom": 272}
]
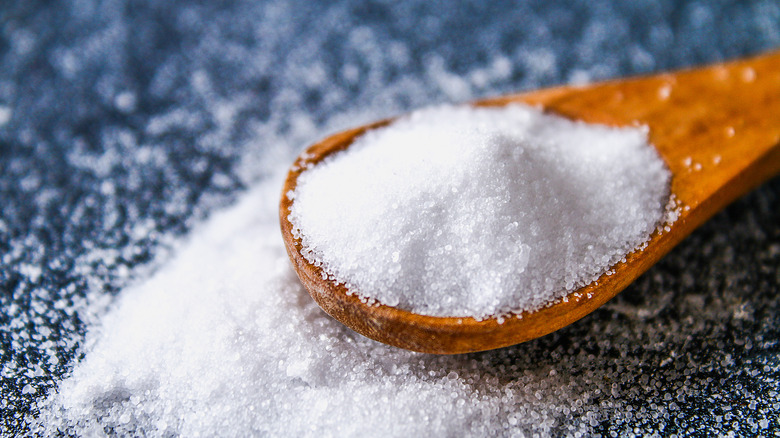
[{"left": 279, "top": 50, "right": 780, "bottom": 354}]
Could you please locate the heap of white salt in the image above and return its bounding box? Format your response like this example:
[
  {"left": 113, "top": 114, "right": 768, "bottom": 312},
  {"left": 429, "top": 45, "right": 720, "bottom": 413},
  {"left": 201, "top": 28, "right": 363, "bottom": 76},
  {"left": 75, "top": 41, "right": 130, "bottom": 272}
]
[{"left": 288, "top": 104, "right": 671, "bottom": 318}]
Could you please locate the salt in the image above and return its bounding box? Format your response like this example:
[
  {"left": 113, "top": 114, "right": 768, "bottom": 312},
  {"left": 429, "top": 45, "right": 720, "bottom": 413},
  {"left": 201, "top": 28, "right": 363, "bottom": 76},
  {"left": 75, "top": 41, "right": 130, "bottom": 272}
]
[
  {"left": 29, "top": 179, "right": 621, "bottom": 437},
  {"left": 9, "top": 3, "right": 778, "bottom": 436},
  {"left": 288, "top": 105, "right": 671, "bottom": 318}
]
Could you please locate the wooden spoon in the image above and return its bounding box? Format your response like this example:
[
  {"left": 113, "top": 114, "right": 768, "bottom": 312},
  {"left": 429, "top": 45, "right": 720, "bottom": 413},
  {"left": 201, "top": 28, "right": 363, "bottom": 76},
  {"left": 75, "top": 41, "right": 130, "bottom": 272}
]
[{"left": 279, "top": 50, "right": 780, "bottom": 354}]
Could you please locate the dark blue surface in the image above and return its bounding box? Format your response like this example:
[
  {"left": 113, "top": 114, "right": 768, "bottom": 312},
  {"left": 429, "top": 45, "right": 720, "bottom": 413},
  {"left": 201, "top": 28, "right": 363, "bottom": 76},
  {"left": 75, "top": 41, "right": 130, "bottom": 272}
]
[{"left": 1, "top": 0, "right": 778, "bottom": 435}]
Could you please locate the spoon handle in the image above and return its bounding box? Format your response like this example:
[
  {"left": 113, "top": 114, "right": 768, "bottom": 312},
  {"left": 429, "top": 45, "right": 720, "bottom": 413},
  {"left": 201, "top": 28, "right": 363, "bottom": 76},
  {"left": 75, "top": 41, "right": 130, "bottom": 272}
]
[{"left": 486, "top": 50, "right": 780, "bottom": 261}]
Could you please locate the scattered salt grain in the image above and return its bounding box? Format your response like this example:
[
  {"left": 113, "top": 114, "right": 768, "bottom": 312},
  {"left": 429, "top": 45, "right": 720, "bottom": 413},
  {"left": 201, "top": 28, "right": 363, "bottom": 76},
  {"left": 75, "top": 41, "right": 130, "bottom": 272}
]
[
  {"left": 114, "top": 91, "right": 137, "bottom": 113},
  {"left": 657, "top": 83, "right": 672, "bottom": 100},
  {"left": 23, "top": 169, "right": 780, "bottom": 437},
  {"left": 0, "top": 106, "right": 11, "bottom": 126},
  {"left": 741, "top": 67, "right": 756, "bottom": 83},
  {"left": 288, "top": 105, "right": 671, "bottom": 318},
  {"left": 28, "top": 178, "right": 625, "bottom": 437}
]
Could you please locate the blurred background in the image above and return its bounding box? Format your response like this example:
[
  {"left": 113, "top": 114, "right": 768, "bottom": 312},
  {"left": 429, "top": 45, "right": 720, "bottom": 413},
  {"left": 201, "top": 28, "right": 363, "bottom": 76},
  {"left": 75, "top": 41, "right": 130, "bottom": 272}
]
[{"left": 1, "top": 0, "right": 779, "bottom": 435}]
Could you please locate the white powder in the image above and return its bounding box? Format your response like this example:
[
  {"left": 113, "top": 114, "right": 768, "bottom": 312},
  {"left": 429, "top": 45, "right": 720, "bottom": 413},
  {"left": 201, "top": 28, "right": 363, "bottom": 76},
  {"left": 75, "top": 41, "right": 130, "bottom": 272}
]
[
  {"left": 28, "top": 177, "right": 612, "bottom": 437},
  {"left": 288, "top": 105, "right": 671, "bottom": 318},
  {"left": 28, "top": 168, "right": 778, "bottom": 438}
]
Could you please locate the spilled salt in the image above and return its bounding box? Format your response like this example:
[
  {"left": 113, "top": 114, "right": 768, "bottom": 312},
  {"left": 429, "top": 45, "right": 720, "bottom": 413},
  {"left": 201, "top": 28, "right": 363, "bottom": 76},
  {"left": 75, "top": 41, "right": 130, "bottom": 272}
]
[
  {"left": 741, "top": 67, "right": 756, "bottom": 83},
  {"left": 657, "top": 83, "right": 672, "bottom": 100},
  {"left": 28, "top": 177, "right": 618, "bottom": 437},
  {"left": 28, "top": 165, "right": 777, "bottom": 438},
  {"left": 288, "top": 105, "right": 671, "bottom": 318}
]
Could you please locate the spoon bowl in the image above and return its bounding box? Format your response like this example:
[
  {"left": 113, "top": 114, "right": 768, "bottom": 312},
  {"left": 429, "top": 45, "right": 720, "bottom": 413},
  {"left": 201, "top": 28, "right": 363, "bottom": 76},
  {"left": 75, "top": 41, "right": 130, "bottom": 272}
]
[{"left": 280, "top": 50, "right": 780, "bottom": 354}]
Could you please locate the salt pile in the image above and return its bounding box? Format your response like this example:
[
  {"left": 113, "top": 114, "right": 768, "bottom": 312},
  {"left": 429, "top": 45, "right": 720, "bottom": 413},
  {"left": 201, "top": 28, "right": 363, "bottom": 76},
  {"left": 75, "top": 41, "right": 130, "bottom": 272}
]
[
  {"left": 29, "top": 177, "right": 615, "bottom": 437},
  {"left": 28, "top": 169, "right": 780, "bottom": 437},
  {"left": 29, "top": 169, "right": 779, "bottom": 437},
  {"left": 288, "top": 105, "right": 671, "bottom": 317}
]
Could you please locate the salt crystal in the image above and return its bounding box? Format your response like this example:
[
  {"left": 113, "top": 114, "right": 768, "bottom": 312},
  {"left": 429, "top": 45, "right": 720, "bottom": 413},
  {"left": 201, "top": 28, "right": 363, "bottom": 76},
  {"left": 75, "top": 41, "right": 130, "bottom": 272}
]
[
  {"left": 657, "top": 84, "right": 672, "bottom": 100},
  {"left": 0, "top": 106, "right": 12, "bottom": 126},
  {"left": 288, "top": 105, "right": 671, "bottom": 317},
  {"left": 741, "top": 67, "right": 756, "bottom": 83},
  {"left": 114, "top": 91, "right": 137, "bottom": 113}
]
